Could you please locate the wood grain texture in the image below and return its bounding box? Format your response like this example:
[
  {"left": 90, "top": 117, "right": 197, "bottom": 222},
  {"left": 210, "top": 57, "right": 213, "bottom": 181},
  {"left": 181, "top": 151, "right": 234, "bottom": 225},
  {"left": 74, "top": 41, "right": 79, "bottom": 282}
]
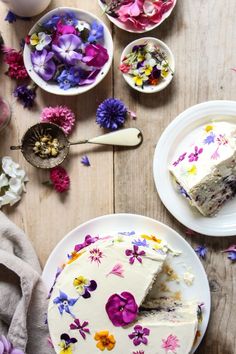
[{"left": 0, "top": 0, "right": 236, "bottom": 353}]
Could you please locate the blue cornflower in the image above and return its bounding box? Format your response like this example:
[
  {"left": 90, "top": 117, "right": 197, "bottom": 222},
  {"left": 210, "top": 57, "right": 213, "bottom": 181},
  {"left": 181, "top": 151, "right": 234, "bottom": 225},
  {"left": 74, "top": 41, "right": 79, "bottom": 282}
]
[
  {"left": 228, "top": 251, "right": 236, "bottom": 261},
  {"left": 5, "top": 11, "right": 17, "bottom": 23},
  {"left": 43, "top": 14, "right": 61, "bottom": 29},
  {"left": 132, "top": 239, "right": 149, "bottom": 247},
  {"left": 53, "top": 290, "right": 78, "bottom": 316},
  {"left": 203, "top": 132, "right": 215, "bottom": 145},
  {"left": 62, "top": 11, "right": 78, "bottom": 26},
  {"left": 88, "top": 21, "right": 104, "bottom": 43},
  {"left": 13, "top": 84, "right": 36, "bottom": 108},
  {"left": 57, "top": 67, "right": 81, "bottom": 90},
  {"left": 195, "top": 245, "right": 208, "bottom": 259},
  {"left": 96, "top": 98, "right": 127, "bottom": 130},
  {"left": 81, "top": 155, "right": 90, "bottom": 166}
]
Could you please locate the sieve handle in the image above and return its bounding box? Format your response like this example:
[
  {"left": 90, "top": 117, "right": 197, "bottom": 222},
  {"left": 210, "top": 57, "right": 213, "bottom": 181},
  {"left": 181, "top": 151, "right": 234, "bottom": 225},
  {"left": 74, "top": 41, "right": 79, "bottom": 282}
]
[{"left": 10, "top": 145, "right": 22, "bottom": 150}]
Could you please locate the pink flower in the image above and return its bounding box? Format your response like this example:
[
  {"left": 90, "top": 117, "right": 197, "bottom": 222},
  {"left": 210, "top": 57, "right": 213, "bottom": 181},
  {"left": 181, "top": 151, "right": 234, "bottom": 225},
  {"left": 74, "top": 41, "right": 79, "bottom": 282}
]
[
  {"left": 3, "top": 46, "right": 28, "bottom": 79},
  {"left": 105, "top": 291, "right": 138, "bottom": 327},
  {"left": 106, "top": 263, "right": 124, "bottom": 277},
  {"left": 74, "top": 235, "right": 99, "bottom": 252},
  {"left": 50, "top": 166, "right": 70, "bottom": 193},
  {"left": 56, "top": 20, "right": 77, "bottom": 35},
  {"left": 162, "top": 334, "right": 180, "bottom": 352},
  {"left": 118, "top": 0, "right": 143, "bottom": 18},
  {"left": 188, "top": 146, "right": 203, "bottom": 162},
  {"left": 119, "top": 62, "right": 130, "bottom": 73},
  {"left": 40, "top": 105, "right": 75, "bottom": 135},
  {"left": 83, "top": 44, "right": 109, "bottom": 68}
]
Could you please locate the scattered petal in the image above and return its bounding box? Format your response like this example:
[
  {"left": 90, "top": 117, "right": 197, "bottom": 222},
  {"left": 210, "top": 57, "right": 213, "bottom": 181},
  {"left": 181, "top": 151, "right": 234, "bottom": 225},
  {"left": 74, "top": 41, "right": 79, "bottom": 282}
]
[{"left": 81, "top": 155, "right": 90, "bottom": 166}]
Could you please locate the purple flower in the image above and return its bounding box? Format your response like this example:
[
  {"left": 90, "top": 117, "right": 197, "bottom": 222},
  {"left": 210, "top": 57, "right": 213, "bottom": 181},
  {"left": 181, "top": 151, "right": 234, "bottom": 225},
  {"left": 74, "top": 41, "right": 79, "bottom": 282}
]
[
  {"left": 195, "top": 245, "right": 208, "bottom": 259},
  {"left": 31, "top": 49, "right": 56, "bottom": 81},
  {"left": 43, "top": 15, "right": 61, "bottom": 29},
  {"left": 83, "top": 44, "right": 109, "bottom": 68},
  {"left": 13, "top": 84, "right": 36, "bottom": 108},
  {"left": 173, "top": 152, "right": 187, "bottom": 167},
  {"left": 47, "top": 267, "right": 63, "bottom": 299},
  {"left": 59, "top": 333, "right": 77, "bottom": 350},
  {"left": 73, "top": 276, "right": 97, "bottom": 298},
  {"left": 188, "top": 146, "right": 203, "bottom": 162},
  {"left": 62, "top": 11, "right": 78, "bottom": 26},
  {"left": 105, "top": 292, "right": 138, "bottom": 327},
  {"left": 53, "top": 290, "right": 78, "bottom": 316},
  {"left": 96, "top": 98, "right": 127, "bottom": 130},
  {"left": 88, "top": 21, "right": 104, "bottom": 43},
  {"left": 179, "top": 186, "right": 191, "bottom": 200},
  {"left": 70, "top": 318, "right": 90, "bottom": 339},
  {"left": 119, "top": 231, "right": 135, "bottom": 236},
  {"left": 203, "top": 132, "right": 215, "bottom": 145},
  {"left": 222, "top": 245, "right": 236, "bottom": 262},
  {"left": 57, "top": 67, "right": 82, "bottom": 90},
  {"left": 74, "top": 235, "right": 99, "bottom": 252},
  {"left": 0, "top": 335, "right": 24, "bottom": 354},
  {"left": 52, "top": 34, "right": 82, "bottom": 65},
  {"left": 125, "top": 245, "right": 146, "bottom": 264},
  {"left": 128, "top": 325, "right": 150, "bottom": 346},
  {"left": 81, "top": 155, "right": 90, "bottom": 166},
  {"left": 132, "top": 239, "right": 149, "bottom": 247},
  {"left": 5, "top": 11, "right": 17, "bottom": 23}
]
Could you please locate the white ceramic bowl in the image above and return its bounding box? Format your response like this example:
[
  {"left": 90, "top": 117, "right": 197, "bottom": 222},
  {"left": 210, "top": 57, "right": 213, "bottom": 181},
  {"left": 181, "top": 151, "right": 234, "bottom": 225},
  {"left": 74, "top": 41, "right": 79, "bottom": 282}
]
[
  {"left": 120, "top": 37, "right": 175, "bottom": 93},
  {"left": 98, "top": 0, "right": 177, "bottom": 33},
  {"left": 23, "top": 7, "right": 113, "bottom": 96}
]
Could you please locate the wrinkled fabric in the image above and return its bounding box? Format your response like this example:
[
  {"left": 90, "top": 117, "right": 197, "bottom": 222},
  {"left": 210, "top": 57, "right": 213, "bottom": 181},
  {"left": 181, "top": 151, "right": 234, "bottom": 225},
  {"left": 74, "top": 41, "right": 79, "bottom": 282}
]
[{"left": 0, "top": 212, "right": 54, "bottom": 354}]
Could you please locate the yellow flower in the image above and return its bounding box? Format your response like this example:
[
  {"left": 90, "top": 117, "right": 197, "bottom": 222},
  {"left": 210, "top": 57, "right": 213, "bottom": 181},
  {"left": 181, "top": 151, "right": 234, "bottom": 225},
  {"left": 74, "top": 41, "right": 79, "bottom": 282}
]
[
  {"left": 144, "top": 65, "right": 152, "bottom": 76},
  {"left": 141, "top": 234, "right": 162, "bottom": 243},
  {"left": 161, "top": 68, "right": 169, "bottom": 78},
  {"left": 205, "top": 125, "right": 213, "bottom": 132},
  {"left": 67, "top": 251, "right": 84, "bottom": 264},
  {"left": 133, "top": 75, "right": 143, "bottom": 86},
  {"left": 137, "top": 54, "right": 145, "bottom": 62},
  {"left": 94, "top": 330, "right": 116, "bottom": 351},
  {"left": 73, "top": 275, "right": 89, "bottom": 294},
  {"left": 30, "top": 33, "right": 39, "bottom": 46},
  {"left": 59, "top": 341, "right": 73, "bottom": 354},
  {"left": 188, "top": 165, "right": 197, "bottom": 175}
]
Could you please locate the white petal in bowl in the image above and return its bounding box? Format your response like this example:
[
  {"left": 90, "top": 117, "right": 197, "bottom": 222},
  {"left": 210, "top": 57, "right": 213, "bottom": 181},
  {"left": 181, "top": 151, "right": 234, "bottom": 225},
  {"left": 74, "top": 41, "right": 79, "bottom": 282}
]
[
  {"left": 98, "top": 0, "right": 177, "bottom": 33},
  {"left": 120, "top": 37, "right": 175, "bottom": 94},
  {"left": 1, "top": 156, "right": 20, "bottom": 178},
  {"left": 23, "top": 7, "right": 114, "bottom": 96}
]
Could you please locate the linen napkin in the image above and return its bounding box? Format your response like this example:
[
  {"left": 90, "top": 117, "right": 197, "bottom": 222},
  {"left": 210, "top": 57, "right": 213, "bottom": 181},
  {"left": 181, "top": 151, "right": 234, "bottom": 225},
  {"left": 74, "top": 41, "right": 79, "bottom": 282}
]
[{"left": 0, "top": 211, "right": 54, "bottom": 354}]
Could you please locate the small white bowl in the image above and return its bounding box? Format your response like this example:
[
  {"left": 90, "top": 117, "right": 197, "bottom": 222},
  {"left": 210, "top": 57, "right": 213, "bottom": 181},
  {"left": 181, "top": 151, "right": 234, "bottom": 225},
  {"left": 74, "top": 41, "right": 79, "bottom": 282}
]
[
  {"left": 98, "top": 0, "right": 177, "bottom": 34},
  {"left": 120, "top": 37, "right": 175, "bottom": 94},
  {"left": 23, "top": 7, "right": 113, "bottom": 96}
]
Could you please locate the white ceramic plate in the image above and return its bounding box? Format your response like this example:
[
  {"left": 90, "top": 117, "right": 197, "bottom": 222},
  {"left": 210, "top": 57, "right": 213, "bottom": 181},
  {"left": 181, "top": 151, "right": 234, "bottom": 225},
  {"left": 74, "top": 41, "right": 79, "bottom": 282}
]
[
  {"left": 42, "top": 213, "right": 210, "bottom": 354},
  {"left": 23, "top": 7, "right": 113, "bottom": 96},
  {"left": 120, "top": 37, "right": 175, "bottom": 93},
  {"left": 98, "top": 0, "right": 177, "bottom": 33},
  {"left": 153, "top": 100, "right": 236, "bottom": 236}
]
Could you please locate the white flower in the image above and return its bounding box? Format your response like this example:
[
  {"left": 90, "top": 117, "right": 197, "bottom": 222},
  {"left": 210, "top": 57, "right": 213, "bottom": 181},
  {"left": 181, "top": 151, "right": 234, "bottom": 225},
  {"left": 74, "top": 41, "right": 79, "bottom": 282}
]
[
  {"left": 0, "top": 156, "right": 28, "bottom": 208},
  {"left": 36, "top": 32, "right": 52, "bottom": 51},
  {"left": 76, "top": 20, "right": 91, "bottom": 32}
]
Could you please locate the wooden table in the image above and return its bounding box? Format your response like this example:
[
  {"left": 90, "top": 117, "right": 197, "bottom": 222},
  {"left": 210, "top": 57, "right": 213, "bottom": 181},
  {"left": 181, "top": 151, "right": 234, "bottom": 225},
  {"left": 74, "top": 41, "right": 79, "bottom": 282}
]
[{"left": 0, "top": 0, "right": 236, "bottom": 353}]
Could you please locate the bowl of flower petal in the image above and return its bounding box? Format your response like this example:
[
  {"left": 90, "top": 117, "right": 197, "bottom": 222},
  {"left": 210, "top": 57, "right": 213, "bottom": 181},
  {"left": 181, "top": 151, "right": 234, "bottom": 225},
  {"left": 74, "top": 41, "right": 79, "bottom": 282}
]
[
  {"left": 98, "top": 0, "right": 177, "bottom": 33},
  {"left": 120, "top": 37, "right": 175, "bottom": 93},
  {"left": 23, "top": 7, "right": 113, "bottom": 96}
]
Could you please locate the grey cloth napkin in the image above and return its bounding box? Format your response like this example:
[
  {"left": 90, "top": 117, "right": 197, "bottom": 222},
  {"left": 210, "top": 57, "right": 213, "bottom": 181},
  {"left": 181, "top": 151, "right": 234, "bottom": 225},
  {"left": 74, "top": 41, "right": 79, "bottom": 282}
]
[{"left": 0, "top": 211, "right": 54, "bottom": 354}]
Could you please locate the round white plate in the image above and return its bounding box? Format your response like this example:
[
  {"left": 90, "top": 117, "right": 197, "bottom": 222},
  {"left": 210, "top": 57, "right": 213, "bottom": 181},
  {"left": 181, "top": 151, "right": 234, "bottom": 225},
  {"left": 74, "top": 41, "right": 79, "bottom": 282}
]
[
  {"left": 42, "top": 213, "right": 210, "bottom": 354},
  {"left": 153, "top": 100, "right": 236, "bottom": 236}
]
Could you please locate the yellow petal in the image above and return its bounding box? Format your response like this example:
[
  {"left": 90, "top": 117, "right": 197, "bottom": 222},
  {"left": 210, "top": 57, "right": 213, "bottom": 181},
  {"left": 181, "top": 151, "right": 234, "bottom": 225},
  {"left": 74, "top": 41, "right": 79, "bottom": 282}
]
[
  {"left": 94, "top": 331, "right": 109, "bottom": 341},
  {"left": 30, "top": 33, "right": 39, "bottom": 46},
  {"left": 96, "top": 341, "right": 105, "bottom": 351},
  {"left": 188, "top": 165, "right": 197, "bottom": 175},
  {"left": 205, "top": 125, "right": 213, "bottom": 132}
]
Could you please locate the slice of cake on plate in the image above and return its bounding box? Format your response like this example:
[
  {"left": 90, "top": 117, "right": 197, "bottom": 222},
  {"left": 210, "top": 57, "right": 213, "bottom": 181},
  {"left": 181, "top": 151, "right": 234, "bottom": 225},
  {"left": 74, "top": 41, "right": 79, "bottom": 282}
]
[
  {"left": 48, "top": 233, "right": 198, "bottom": 354},
  {"left": 169, "top": 122, "right": 236, "bottom": 216}
]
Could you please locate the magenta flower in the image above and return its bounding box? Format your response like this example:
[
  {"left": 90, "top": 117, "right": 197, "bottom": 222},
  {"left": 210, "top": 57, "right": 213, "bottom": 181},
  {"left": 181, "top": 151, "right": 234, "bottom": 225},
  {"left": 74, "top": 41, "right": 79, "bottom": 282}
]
[
  {"left": 128, "top": 325, "right": 150, "bottom": 346},
  {"left": 40, "top": 105, "right": 75, "bottom": 135},
  {"left": 70, "top": 318, "right": 90, "bottom": 340},
  {"left": 188, "top": 146, "right": 203, "bottom": 162},
  {"left": 56, "top": 20, "right": 77, "bottom": 35},
  {"left": 31, "top": 49, "right": 56, "bottom": 81},
  {"left": 106, "top": 263, "right": 124, "bottom": 278},
  {"left": 74, "top": 235, "right": 99, "bottom": 252},
  {"left": 83, "top": 44, "right": 109, "bottom": 68},
  {"left": 162, "top": 334, "right": 180, "bottom": 352},
  {"left": 125, "top": 245, "right": 146, "bottom": 264},
  {"left": 0, "top": 335, "right": 24, "bottom": 354},
  {"left": 52, "top": 34, "right": 82, "bottom": 65},
  {"left": 105, "top": 291, "right": 138, "bottom": 327},
  {"left": 173, "top": 152, "right": 187, "bottom": 167}
]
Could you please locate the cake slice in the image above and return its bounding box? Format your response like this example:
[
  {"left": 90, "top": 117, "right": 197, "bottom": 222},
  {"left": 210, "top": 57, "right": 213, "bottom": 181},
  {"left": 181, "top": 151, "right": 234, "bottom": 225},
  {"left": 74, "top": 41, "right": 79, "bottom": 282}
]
[
  {"left": 48, "top": 234, "right": 198, "bottom": 354},
  {"left": 169, "top": 122, "right": 236, "bottom": 216}
]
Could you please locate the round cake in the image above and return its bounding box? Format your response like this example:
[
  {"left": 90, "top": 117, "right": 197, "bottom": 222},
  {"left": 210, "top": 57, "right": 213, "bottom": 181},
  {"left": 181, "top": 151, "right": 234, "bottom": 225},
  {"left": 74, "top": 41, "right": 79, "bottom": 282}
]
[{"left": 48, "top": 233, "right": 198, "bottom": 354}]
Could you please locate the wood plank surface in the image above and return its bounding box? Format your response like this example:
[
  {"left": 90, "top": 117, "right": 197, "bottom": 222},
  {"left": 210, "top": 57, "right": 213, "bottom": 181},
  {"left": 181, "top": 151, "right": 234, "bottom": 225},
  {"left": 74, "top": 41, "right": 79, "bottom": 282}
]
[{"left": 0, "top": 0, "right": 236, "bottom": 353}]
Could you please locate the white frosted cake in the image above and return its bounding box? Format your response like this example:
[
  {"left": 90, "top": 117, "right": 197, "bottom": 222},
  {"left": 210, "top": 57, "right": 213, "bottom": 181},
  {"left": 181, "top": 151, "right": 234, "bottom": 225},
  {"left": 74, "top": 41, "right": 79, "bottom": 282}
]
[
  {"left": 48, "top": 234, "right": 198, "bottom": 354},
  {"left": 169, "top": 122, "right": 236, "bottom": 216}
]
